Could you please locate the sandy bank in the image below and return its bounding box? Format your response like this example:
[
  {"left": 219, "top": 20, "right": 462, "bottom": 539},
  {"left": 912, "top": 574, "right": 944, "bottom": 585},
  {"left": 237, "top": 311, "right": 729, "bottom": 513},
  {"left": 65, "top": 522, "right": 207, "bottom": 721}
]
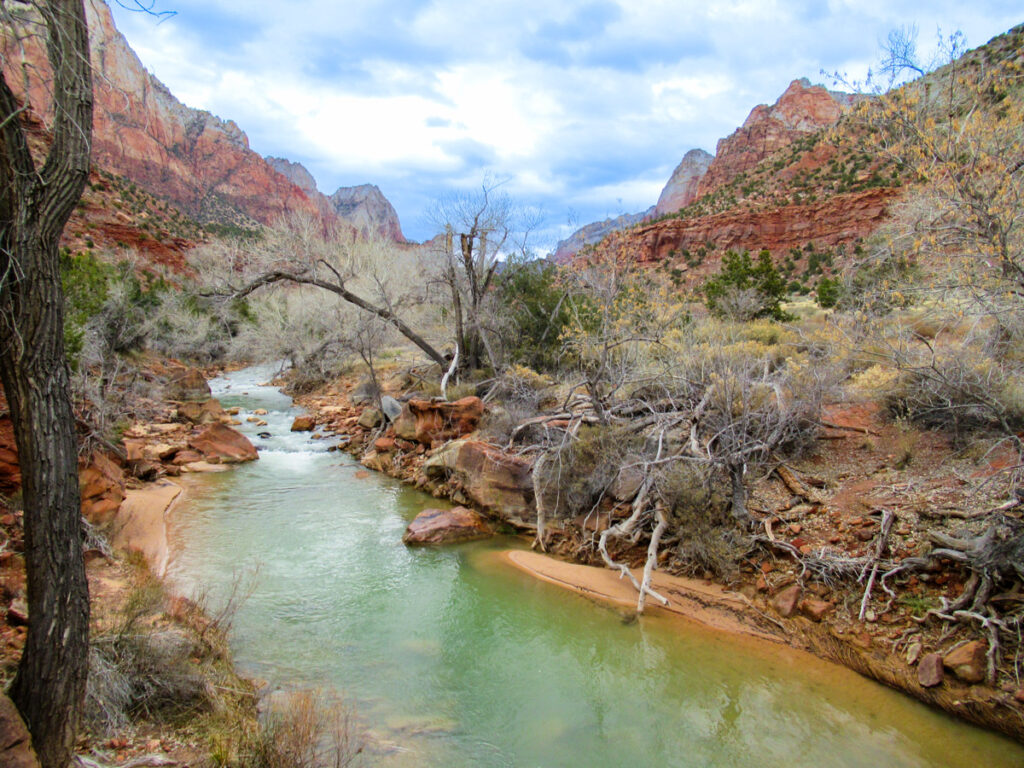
[
  {"left": 501, "top": 549, "right": 781, "bottom": 642},
  {"left": 112, "top": 480, "right": 182, "bottom": 577}
]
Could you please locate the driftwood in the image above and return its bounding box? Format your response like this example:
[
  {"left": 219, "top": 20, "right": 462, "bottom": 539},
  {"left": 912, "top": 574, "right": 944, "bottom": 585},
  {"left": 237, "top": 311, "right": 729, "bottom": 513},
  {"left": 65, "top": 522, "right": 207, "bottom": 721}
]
[{"left": 775, "top": 465, "right": 825, "bottom": 505}]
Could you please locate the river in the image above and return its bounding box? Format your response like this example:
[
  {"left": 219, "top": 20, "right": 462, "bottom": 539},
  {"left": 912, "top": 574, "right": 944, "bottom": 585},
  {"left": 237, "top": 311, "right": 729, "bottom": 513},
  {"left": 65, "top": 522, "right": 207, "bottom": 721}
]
[{"left": 165, "top": 364, "right": 1024, "bottom": 767}]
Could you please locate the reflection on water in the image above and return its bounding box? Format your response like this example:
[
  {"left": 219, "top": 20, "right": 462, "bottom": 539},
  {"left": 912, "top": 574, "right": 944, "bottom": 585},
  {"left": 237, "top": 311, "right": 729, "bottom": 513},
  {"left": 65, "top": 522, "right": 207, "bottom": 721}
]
[{"left": 166, "top": 364, "right": 1024, "bottom": 767}]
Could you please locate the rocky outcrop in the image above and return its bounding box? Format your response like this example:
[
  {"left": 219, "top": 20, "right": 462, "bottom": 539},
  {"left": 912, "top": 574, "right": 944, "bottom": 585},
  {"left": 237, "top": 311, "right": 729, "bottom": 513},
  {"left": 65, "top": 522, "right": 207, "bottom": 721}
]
[
  {"left": 392, "top": 397, "right": 485, "bottom": 446},
  {"left": 552, "top": 208, "right": 652, "bottom": 263},
  {"left": 654, "top": 149, "right": 713, "bottom": 216},
  {"left": 424, "top": 439, "right": 534, "bottom": 527},
  {"left": 80, "top": 1, "right": 323, "bottom": 227},
  {"left": 187, "top": 424, "right": 259, "bottom": 464},
  {"left": 79, "top": 451, "right": 126, "bottom": 526},
  {"left": 696, "top": 78, "right": 855, "bottom": 200},
  {"left": 402, "top": 506, "right": 492, "bottom": 545},
  {"left": 165, "top": 368, "right": 213, "bottom": 403},
  {"left": 265, "top": 157, "right": 319, "bottom": 197},
  {"left": 328, "top": 184, "right": 405, "bottom": 242},
  {"left": 602, "top": 187, "right": 898, "bottom": 264},
  {"left": 4, "top": 1, "right": 409, "bottom": 239}
]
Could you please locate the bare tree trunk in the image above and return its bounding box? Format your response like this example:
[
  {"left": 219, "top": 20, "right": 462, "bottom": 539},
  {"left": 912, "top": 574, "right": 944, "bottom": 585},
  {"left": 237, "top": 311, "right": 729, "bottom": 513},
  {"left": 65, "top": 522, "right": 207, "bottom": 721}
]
[{"left": 0, "top": 3, "right": 93, "bottom": 766}]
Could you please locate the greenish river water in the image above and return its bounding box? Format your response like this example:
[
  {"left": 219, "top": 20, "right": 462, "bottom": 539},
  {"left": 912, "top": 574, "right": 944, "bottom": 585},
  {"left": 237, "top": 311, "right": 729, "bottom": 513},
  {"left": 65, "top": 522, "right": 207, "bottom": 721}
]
[{"left": 166, "top": 365, "right": 1024, "bottom": 767}]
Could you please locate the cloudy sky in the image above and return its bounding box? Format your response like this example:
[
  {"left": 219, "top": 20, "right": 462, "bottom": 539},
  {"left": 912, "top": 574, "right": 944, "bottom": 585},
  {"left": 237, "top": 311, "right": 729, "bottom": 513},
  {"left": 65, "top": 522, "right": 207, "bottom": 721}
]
[{"left": 107, "top": 0, "right": 1021, "bottom": 249}]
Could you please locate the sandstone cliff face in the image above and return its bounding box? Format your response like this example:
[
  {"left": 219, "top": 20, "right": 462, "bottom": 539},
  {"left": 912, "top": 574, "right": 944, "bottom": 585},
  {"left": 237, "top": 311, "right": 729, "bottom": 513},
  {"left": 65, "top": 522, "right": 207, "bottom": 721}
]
[
  {"left": 603, "top": 188, "right": 898, "bottom": 265},
  {"left": 696, "top": 78, "right": 853, "bottom": 199},
  {"left": 654, "top": 148, "right": 713, "bottom": 216},
  {"left": 81, "top": 1, "right": 321, "bottom": 227},
  {"left": 329, "top": 184, "right": 405, "bottom": 242},
  {"left": 5, "top": 1, "right": 409, "bottom": 240}
]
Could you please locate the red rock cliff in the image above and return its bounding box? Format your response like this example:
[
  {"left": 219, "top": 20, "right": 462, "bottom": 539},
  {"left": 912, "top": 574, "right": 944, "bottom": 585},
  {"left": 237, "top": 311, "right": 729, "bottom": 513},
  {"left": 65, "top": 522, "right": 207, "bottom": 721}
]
[{"left": 697, "top": 78, "right": 854, "bottom": 199}]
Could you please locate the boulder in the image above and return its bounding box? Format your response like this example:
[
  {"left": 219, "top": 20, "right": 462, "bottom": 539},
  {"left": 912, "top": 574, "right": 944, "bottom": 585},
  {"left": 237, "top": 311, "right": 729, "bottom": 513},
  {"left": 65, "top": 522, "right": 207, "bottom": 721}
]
[
  {"left": 374, "top": 437, "right": 396, "bottom": 452},
  {"left": 918, "top": 653, "right": 944, "bottom": 688},
  {"left": 393, "top": 397, "right": 485, "bottom": 446},
  {"left": 423, "top": 439, "right": 534, "bottom": 527},
  {"left": 772, "top": 584, "right": 802, "bottom": 618},
  {"left": 79, "top": 450, "right": 126, "bottom": 526},
  {"left": 171, "top": 449, "right": 204, "bottom": 465},
  {"left": 291, "top": 415, "right": 316, "bottom": 432},
  {"left": 188, "top": 423, "right": 258, "bottom": 464},
  {"left": 176, "top": 398, "right": 226, "bottom": 424},
  {"left": 380, "top": 395, "right": 403, "bottom": 422},
  {"left": 402, "top": 506, "right": 492, "bottom": 545},
  {"left": 358, "top": 408, "right": 383, "bottom": 429},
  {"left": 943, "top": 641, "right": 987, "bottom": 684},
  {"left": 0, "top": 691, "right": 39, "bottom": 768},
  {"left": 164, "top": 367, "right": 211, "bottom": 402},
  {"left": 142, "top": 442, "right": 185, "bottom": 462}
]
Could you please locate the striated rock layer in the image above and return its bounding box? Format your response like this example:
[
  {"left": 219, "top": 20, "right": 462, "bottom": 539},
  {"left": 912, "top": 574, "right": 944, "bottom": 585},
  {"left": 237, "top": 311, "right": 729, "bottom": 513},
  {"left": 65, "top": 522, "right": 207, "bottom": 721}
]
[{"left": 608, "top": 188, "right": 898, "bottom": 264}]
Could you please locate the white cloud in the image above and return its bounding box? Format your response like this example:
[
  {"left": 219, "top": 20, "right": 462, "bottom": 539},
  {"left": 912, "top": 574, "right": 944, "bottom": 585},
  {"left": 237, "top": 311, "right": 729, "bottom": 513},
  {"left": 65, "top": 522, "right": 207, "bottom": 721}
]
[{"left": 106, "top": 0, "right": 1023, "bottom": 247}]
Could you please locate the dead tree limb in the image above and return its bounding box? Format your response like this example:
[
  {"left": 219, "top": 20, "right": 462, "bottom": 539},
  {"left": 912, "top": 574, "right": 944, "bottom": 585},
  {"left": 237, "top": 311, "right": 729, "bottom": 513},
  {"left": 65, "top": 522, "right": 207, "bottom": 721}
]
[{"left": 858, "top": 509, "right": 896, "bottom": 621}]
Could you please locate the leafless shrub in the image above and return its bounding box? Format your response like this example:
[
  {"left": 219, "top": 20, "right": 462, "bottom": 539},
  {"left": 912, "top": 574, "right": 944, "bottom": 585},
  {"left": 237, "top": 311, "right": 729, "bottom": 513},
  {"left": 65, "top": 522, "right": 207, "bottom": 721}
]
[
  {"left": 85, "top": 581, "right": 210, "bottom": 732},
  {"left": 249, "top": 689, "right": 364, "bottom": 768},
  {"left": 885, "top": 339, "right": 1024, "bottom": 441}
]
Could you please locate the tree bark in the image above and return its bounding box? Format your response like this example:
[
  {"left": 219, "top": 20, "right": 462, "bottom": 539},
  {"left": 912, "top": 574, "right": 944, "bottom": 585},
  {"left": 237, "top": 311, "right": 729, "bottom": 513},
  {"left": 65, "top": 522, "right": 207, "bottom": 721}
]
[{"left": 0, "top": 3, "right": 93, "bottom": 766}]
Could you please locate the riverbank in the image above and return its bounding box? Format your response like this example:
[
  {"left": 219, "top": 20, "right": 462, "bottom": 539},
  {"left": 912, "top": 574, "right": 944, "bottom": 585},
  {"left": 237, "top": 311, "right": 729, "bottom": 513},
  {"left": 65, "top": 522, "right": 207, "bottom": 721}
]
[{"left": 290, "top": 370, "right": 1024, "bottom": 745}]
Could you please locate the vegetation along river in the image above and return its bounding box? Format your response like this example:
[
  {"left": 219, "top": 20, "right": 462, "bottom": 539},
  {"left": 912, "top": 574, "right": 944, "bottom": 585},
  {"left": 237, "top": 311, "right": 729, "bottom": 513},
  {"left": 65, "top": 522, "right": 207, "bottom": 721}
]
[{"left": 165, "top": 365, "right": 1024, "bottom": 767}]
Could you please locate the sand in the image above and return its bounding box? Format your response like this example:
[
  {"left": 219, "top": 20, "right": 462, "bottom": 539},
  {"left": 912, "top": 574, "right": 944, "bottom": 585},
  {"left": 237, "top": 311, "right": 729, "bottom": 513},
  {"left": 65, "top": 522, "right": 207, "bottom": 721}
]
[
  {"left": 112, "top": 480, "right": 182, "bottom": 578},
  {"left": 500, "top": 549, "right": 781, "bottom": 642}
]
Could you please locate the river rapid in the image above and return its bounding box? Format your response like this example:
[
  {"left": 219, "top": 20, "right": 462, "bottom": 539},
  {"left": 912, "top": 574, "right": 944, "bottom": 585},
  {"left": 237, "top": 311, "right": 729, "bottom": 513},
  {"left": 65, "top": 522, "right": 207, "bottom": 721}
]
[{"left": 165, "top": 364, "right": 1024, "bottom": 767}]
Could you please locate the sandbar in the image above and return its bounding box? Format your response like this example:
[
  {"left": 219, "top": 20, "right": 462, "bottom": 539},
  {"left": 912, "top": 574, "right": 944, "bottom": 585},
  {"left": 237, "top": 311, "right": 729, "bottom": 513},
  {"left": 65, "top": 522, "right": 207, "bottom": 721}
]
[{"left": 500, "top": 549, "right": 781, "bottom": 642}]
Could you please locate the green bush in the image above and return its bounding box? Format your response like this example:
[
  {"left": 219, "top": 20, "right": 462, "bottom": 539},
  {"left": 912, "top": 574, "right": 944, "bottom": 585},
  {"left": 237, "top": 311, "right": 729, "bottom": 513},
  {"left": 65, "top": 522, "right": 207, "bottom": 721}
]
[
  {"left": 494, "top": 255, "right": 574, "bottom": 372},
  {"left": 816, "top": 276, "right": 842, "bottom": 308},
  {"left": 703, "top": 249, "right": 792, "bottom": 322},
  {"left": 61, "top": 250, "right": 114, "bottom": 367}
]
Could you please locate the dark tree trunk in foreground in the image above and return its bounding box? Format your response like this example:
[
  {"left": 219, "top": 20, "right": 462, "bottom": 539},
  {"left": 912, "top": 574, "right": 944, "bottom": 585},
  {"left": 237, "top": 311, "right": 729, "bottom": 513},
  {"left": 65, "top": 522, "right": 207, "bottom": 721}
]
[{"left": 0, "top": 2, "right": 93, "bottom": 766}]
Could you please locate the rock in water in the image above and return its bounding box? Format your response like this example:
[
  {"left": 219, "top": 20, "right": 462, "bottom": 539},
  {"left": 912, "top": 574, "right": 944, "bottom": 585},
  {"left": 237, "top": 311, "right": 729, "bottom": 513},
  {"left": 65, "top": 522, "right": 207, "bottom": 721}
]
[
  {"left": 291, "top": 415, "right": 316, "bottom": 432},
  {"left": 402, "top": 507, "right": 492, "bottom": 545},
  {"left": 188, "top": 423, "right": 259, "bottom": 463}
]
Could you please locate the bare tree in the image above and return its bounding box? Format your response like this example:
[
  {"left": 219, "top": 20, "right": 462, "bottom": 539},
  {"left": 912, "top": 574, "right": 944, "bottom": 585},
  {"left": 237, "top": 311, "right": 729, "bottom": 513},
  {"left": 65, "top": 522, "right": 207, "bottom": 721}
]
[
  {"left": 196, "top": 213, "right": 449, "bottom": 369},
  {"left": 427, "top": 179, "right": 535, "bottom": 372},
  {"left": 0, "top": 2, "right": 93, "bottom": 765}
]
